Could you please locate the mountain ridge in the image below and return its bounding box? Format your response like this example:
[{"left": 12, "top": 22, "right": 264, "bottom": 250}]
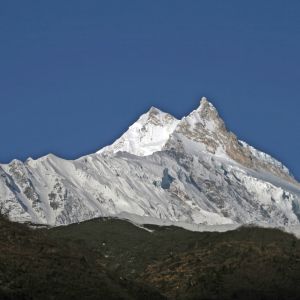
[
  {"left": 100, "top": 97, "right": 295, "bottom": 184},
  {"left": 0, "top": 97, "right": 299, "bottom": 228}
]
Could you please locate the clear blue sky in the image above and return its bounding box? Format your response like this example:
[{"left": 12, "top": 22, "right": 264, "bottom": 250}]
[{"left": 0, "top": 1, "right": 299, "bottom": 179}]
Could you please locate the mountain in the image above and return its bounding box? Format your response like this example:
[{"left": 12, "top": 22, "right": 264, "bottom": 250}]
[
  {"left": 164, "top": 98, "right": 294, "bottom": 183},
  {"left": 0, "top": 97, "right": 300, "bottom": 228},
  {"left": 98, "top": 106, "right": 179, "bottom": 156}
]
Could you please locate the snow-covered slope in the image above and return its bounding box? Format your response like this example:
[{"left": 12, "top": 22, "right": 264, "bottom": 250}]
[
  {"left": 1, "top": 97, "right": 299, "bottom": 229},
  {"left": 98, "top": 107, "right": 179, "bottom": 156}
]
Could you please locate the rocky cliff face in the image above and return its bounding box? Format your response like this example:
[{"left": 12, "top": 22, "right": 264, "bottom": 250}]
[{"left": 0, "top": 97, "right": 299, "bottom": 227}]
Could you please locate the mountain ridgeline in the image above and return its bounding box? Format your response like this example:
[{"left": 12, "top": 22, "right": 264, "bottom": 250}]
[{"left": 0, "top": 97, "right": 299, "bottom": 227}]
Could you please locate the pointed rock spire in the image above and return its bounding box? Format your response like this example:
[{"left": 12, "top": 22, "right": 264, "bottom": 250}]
[
  {"left": 198, "top": 97, "right": 216, "bottom": 110},
  {"left": 177, "top": 97, "right": 226, "bottom": 136},
  {"left": 197, "top": 97, "right": 222, "bottom": 123},
  {"left": 164, "top": 96, "right": 228, "bottom": 155},
  {"left": 199, "top": 96, "right": 212, "bottom": 109}
]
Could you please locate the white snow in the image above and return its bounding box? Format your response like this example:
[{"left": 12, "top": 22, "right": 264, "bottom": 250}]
[
  {"left": 0, "top": 97, "right": 299, "bottom": 237},
  {"left": 98, "top": 107, "right": 179, "bottom": 156}
]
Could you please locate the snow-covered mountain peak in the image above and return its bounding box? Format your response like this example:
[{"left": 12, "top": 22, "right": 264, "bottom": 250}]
[
  {"left": 184, "top": 97, "right": 225, "bottom": 133},
  {"left": 140, "top": 106, "right": 175, "bottom": 126},
  {"left": 98, "top": 97, "right": 295, "bottom": 184},
  {"left": 164, "top": 97, "right": 228, "bottom": 154},
  {"left": 98, "top": 107, "right": 179, "bottom": 156},
  {"left": 147, "top": 105, "right": 161, "bottom": 114},
  {"left": 0, "top": 96, "right": 300, "bottom": 229},
  {"left": 164, "top": 98, "right": 296, "bottom": 184},
  {"left": 198, "top": 96, "right": 216, "bottom": 111}
]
